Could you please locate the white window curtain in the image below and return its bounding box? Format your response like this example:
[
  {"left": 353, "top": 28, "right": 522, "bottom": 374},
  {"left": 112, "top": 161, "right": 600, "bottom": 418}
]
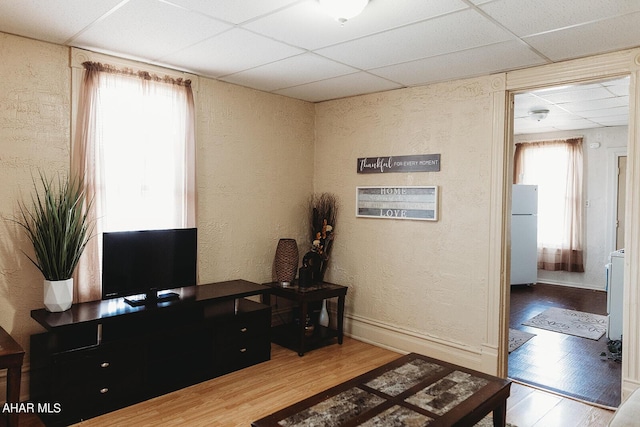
[
  {"left": 513, "top": 138, "right": 584, "bottom": 272},
  {"left": 72, "top": 62, "right": 196, "bottom": 302}
]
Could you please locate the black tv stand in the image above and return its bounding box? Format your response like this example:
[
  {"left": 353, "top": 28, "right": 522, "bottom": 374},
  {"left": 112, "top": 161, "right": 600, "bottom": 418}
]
[
  {"left": 30, "top": 280, "right": 272, "bottom": 426},
  {"left": 124, "top": 290, "right": 180, "bottom": 306}
]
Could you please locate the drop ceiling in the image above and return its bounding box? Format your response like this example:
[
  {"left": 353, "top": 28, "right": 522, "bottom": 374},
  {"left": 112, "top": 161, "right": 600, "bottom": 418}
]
[
  {"left": 0, "top": 0, "right": 638, "bottom": 133},
  {"left": 514, "top": 76, "right": 630, "bottom": 135}
]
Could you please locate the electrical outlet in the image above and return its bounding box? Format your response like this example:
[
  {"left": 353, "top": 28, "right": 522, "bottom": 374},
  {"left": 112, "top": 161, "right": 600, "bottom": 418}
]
[{"left": 585, "top": 200, "right": 591, "bottom": 207}]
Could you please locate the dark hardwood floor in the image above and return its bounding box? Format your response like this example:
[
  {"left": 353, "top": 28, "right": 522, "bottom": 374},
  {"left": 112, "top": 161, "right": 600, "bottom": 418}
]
[{"left": 508, "top": 283, "right": 621, "bottom": 408}]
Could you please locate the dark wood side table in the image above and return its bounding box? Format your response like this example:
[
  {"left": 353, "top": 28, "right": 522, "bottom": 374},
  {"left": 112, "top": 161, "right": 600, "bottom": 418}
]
[
  {"left": 0, "top": 326, "right": 25, "bottom": 427},
  {"left": 262, "top": 281, "right": 347, "bottom": 356}
]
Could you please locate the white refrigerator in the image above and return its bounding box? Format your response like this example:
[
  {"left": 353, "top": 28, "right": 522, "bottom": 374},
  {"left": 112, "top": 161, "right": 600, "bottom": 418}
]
[{"left": 511, "top": 185, "right": 538, "bottom": 285}]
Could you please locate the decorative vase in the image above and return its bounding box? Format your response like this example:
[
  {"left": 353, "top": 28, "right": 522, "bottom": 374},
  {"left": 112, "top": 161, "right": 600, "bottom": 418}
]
[
  {"left": 302, "top": 250, "right": 322, "bottom": 284},
  {"left": 304, "top": 314, "right": 315, "bottom": 337},
  {"left": 274, "top": 238, "right": 298, "bottom": 286},
  {"left": 318, "top": 299, "right": 329, "bottom": 327},
  {"left": 43, "top": 278, "right": 73, "bottom": 312}
]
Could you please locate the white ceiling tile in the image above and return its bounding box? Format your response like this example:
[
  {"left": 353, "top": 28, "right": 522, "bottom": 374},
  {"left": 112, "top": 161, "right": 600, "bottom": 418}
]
[
  {"left": 595, "top": 116, "right": 629, "bottom": 126},
  {"left": 514, "top": 121, "right": 561, "bottom": 135},
  {"left": 370, "top": 40, "right": 547, "bottom": 86},
  {"left": 166, "top": 0, "right": 300, "bottom": 25},
  {"left": 583, "top": 106, "right": 629, "bottom": 119},
  {"left": 244, "top": 0, "right": 468, "bottom": 51},
  {"left": 316, "top": 9, "right": 513, "bottom": 70},
  {"left": 555, "top": 118, "right": 603, "bottom": 130},
  {"left": 535, "top": 87, "right": 618, "bottom": 104},
  {"left": 564, "top": 96, "right": 629, "bottom": 113},
  {"left": 535, "top": 81, "right": 605, "bottom": 94},
  {"left": 274, "top": 72, "right": 402, "bottom": 102},
  {"left": 603, "top": 76, "right": 632, "bottom": 96},
  {"left": 515, "top": 107, "right": 577, "bottom": 122},
  {"left": 1, "top": 0, "right": 637, "bottom": 110},
  {"left": 161, "top": 28, "right": 305, "bottom": 78},
  {"left": 246, "top": 2, "right": 360, "bottom": 51},
  {"left": 513, "top": 93, "right": 547, "bottom": 111},
  {"left": 478, "top": 0, "right": 640, "bottom": 37},
  {"left": 524, "top": 12, "right": 640, "bottom": 61},
  {"left": 222, "top": 53, "right": 358, "bottom": 92},
  {"left": 0, "top": 0, "right": 124, "bottom": 44},
  {"left": 73, "top": 0, "right": 232, "bottom": 61}
]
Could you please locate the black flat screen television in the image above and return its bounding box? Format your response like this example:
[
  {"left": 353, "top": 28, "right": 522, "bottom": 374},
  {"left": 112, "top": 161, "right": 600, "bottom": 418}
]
[{"left": 102, "top": 228, "right": 197, "bottom": 306}]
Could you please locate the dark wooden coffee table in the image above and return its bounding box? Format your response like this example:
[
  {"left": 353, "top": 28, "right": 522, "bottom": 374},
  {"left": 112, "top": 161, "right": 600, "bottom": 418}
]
[{"left": 252, "top": 352, "right": 511, "bottom": 426}]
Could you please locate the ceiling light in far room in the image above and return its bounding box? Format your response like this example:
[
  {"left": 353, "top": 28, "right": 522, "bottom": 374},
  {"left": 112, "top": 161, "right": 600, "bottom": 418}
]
[
  {"left": 528, "top": 108, "right": 550, "bottom": 121},
  {"left": 319, "top": 0, "right": 369, "bottom": 24}
]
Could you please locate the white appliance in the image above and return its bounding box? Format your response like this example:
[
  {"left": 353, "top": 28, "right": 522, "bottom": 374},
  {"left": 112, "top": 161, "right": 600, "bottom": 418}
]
[
  {"left": 607, "top": 249, "right": 624, "bottom": 341},
  {"left": 511, "top": 185, "right": 538, "bottom": 285}
]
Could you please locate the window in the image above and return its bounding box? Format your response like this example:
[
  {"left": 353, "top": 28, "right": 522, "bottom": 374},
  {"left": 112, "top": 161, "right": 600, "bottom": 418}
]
[
  {"left": 95, "top": 71, "right": 193, "bottom": 231},
  {"left": 72, "top": 61, "right": 196, "bottom": 301},
  {"left": 514, "top": 138, "right": 584, "bottom": 272}
]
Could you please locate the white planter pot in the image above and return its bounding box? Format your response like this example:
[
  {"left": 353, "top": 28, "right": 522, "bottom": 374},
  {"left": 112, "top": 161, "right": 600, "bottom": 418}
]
[{"left": 44, "top": 278, "right": 73, "bottom": 312}]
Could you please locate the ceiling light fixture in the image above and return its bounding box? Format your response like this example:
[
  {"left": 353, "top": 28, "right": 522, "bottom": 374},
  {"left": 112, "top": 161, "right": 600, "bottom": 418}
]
[
  {"left": 319, "top": 0, "right": 369, "bottom": 24},
  {"left": 528, "top": 109, "right": 550, "bottom": 121}
]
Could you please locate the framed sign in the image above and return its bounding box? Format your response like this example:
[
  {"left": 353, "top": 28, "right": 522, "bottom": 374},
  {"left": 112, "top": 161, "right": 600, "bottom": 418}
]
[
  {"left": 356, "top": 186, "right": 438, "bottom": 221},
  {"left": 357, "top": 154, "right": 440, "bottom": 174}
]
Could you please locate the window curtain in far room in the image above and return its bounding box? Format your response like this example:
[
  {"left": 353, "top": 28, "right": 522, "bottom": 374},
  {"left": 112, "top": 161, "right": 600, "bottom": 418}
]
[
  {"left": 71, "top": 61, "right": 196, "bottom": 303},
  {"left": 513, "top": 138, "right": 584, "bottom": 272}
]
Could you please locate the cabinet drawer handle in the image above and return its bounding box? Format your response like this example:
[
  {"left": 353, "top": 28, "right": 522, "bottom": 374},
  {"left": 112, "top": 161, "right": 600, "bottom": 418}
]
[
  {"left": 240, "top": 348, "right": 247, "bottom": 353},
  {"left": 240, "top": 327, "right": 248, "bottom": 333},
  {"left": 100, "top": 362, "right": 110, "bottom": 368},
  {"left": 100, "top": 388, "right": 109, "bottom": 394}
]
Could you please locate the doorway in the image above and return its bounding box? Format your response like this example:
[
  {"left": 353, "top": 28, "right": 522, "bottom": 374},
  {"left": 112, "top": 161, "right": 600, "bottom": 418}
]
[{"left": 506, "top": 76, "right": 629, "bottom": 408}]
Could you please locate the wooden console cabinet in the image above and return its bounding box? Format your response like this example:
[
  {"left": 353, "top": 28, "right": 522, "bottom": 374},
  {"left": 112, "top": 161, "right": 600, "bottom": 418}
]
[{"left": 30, "top": 280, "right": 271, "bottom": 426}]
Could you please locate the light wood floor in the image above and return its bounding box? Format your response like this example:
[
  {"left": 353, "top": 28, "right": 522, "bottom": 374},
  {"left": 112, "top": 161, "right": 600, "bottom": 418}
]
[{"left": 12, "top": 337, "right": 614, "bottom": 427}]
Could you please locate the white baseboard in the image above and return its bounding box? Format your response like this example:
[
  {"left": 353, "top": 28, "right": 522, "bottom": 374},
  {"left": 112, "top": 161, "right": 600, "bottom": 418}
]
[
  {"left": 345, "top": 313, "right": 499, "bottom": 375},
  {"left": 622, "top": 378, "right": 640, "bottom": 401},
  {"left": 535, "top": 279, "right": 605, "bottom": 291}
]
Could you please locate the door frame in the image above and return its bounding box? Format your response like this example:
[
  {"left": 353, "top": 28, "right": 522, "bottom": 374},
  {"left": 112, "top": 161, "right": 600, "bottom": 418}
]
[{"left": 495, "top": 48, "right": 639, "bottom": 400}]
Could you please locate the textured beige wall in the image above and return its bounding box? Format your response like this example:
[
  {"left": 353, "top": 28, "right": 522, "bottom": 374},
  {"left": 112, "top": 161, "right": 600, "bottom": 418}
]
[
  {"left": 0, "top": 34, "right": 70, "bottom": 356},
  {"left": 0, "top": 32, "right": 314, "bottom": 400},
  {"left": 195, "top": 79, "right": 314, "bottom": 284},
  {"left": 315, "top": 77, "right": 497, "bottom": 349}
]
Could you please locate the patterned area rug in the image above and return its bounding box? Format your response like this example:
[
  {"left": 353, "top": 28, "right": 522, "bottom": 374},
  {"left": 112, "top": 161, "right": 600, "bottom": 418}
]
[
  {"left": 508, "top": 328, "right": 535, "bottom": 353},
  {"left": 522, "top": 307, "right": 607, "bottom": 340}
]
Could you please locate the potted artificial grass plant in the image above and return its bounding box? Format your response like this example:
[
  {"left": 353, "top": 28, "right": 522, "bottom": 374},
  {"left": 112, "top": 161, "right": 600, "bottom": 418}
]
[{"left": 15, "top": 171, "right": 93, "bottom": 312}]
